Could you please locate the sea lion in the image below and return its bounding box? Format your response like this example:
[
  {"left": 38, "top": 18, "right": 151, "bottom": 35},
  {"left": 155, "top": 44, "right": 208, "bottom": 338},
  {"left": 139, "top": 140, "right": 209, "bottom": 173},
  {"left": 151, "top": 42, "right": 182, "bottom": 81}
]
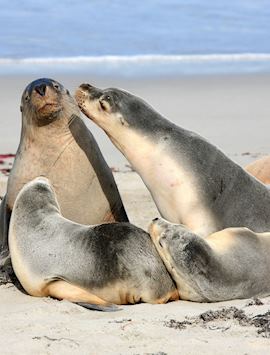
[
  {"left": 149, "top": 217, "right": 270, "bottom": 302},
  {"left": 75, "top": 83, "right": 270, "bottom": 237},
  {"left": 245, "top": 156, "right": 270, "bottom": 185},
  {"left": 9, "top": 177, "right": 178, "bottom": 309},
  {"left": 0, "top": 78, "right": 128, "bottom": 278}
]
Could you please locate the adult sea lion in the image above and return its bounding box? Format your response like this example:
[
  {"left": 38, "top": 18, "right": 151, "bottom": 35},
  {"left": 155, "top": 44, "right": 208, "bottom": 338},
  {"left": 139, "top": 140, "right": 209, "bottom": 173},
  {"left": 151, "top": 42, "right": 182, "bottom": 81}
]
[
  {"left": 9, "top": 177, "right": 178, "bottom": 309},
  {"left": 149, "top": 218, "right": 270, "bottom": 302},
  {"left": 245, "top": 156, "right": 270, "bottom": 185},
  {"left": 0, "top": 78, "right": 128, "bottom": 278},
  {"left": 75, "top": 83, "right": 270, "bottom": 237}
]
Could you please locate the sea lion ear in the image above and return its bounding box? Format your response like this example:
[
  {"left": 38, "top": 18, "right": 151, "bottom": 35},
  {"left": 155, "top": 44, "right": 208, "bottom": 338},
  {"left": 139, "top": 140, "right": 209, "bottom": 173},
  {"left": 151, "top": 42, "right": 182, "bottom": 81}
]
[{"left": 20, "top": 105, "right": 23, "bottom": 112}]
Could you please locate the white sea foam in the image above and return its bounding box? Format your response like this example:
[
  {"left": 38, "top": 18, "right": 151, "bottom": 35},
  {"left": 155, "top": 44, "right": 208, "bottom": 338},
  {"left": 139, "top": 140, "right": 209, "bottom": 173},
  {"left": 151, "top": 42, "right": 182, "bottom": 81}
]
[{"left": 1, "top": 53, "right": 270, "bottom": 66}]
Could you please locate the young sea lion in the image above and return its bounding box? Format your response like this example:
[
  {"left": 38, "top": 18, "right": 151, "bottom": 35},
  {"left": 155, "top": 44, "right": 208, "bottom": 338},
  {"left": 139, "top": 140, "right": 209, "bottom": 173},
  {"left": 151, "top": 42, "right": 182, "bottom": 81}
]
[{"left": 149, "top": 217, "right": 270, "bottom": 302}]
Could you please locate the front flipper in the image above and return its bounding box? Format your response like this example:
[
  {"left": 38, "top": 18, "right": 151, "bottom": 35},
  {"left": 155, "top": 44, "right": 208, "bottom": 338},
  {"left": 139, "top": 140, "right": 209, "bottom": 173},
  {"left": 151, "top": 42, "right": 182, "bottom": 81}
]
[
  {"left": 0, "top": 195, "right": 12, "bottom": 283},
  {"left": 45, "top": 280, "right": 121, "bottom": 312},
  {"left": 75, "top": 302, "right": 120, "bottom": 312}
]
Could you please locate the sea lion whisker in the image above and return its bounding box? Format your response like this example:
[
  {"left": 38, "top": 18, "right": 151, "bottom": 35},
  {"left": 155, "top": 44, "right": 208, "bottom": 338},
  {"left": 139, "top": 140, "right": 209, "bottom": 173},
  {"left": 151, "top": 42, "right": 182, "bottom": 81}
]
[{"left": 67, "top": 114, "right": 79, "bottom": 127}]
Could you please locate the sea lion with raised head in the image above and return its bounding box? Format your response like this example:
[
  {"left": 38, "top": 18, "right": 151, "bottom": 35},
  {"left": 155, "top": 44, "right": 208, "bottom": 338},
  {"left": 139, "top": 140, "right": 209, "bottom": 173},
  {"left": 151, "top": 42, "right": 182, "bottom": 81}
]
[
  {"left": 75, "top": 84, "right": 270, "bottom": 237},
  {"left": 9, "top": 177, "right": 178, "bottom": 309},
  {"left": 0, "top": 78, "right": 128, "bottom": 280},
  {"left": 149, "top": 217, "right": 270, "bottom": 302}
]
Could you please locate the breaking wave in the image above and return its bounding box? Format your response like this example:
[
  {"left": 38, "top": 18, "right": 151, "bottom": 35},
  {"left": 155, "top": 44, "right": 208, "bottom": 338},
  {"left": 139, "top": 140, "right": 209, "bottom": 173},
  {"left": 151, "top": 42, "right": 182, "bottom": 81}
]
[{"left": 1, "top": 53, "right": 270, "bottom": 65}]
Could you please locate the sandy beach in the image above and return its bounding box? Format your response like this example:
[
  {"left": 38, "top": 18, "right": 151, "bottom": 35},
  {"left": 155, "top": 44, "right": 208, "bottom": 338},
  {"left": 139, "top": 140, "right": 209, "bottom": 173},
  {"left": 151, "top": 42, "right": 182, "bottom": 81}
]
[{"left": 0, "top": 73, "right": 270, "bottom": 354}]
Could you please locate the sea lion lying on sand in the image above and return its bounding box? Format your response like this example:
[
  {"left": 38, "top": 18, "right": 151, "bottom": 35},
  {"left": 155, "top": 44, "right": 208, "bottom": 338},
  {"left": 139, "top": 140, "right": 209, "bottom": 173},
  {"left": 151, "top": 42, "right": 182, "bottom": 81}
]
[
  {"left": 9, "top": 177, "right": 178, "bottom": 310},
  {"left": 150, "top": 218, "right": 270, "bottom": 302}
]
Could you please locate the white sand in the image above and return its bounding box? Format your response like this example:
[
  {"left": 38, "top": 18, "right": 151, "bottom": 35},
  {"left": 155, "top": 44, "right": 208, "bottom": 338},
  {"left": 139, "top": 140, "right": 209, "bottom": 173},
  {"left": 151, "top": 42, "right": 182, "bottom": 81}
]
[{"left": 1, "top": 282, "right": 270, "bottom": 355}]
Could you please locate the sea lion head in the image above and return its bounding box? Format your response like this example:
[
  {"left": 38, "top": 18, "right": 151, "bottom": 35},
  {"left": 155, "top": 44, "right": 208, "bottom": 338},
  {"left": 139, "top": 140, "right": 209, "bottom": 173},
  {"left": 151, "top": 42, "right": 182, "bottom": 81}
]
[
  {"left": 75, "top": 83, "right": 161, "bottom": 136},
  {"left": 149, "top": 217, "right": 207, "bottom": 275},
  {"left": 149, "top": 217, "right": 214, "bottom": 300},
  {"left": 149, "top": 217, "right": 192, "bottom": 264},
  {"left": 21, "top": 78, "right": 77, "bottom": 127},
  {"left": 13, "top": 176, "right": 61, "bottom": 217}
]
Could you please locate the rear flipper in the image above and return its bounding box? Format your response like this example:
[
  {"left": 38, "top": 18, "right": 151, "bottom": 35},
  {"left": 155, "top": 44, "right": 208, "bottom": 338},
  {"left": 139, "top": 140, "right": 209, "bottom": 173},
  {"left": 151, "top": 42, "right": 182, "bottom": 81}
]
[{"left": 45, "top": 280, "right": 121, "bottom": 312}]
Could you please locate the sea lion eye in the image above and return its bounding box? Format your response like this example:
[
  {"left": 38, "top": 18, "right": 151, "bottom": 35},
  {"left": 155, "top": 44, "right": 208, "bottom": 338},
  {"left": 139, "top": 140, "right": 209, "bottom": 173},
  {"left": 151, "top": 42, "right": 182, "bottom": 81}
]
[
  {"left": 99, "top": 98, "right": 111, "bottom": 112},
  {"left": 66, "top": 89, "right": 70, "bottom": 95},
  {"left": 24, "top": 94, "right": 30, "bottom": 102},
  {"left": 53, "top": 83, "right": 60, "bottom": 90},
  {"left": 159, "top": 236, "right": 166, "bottom": 248}
]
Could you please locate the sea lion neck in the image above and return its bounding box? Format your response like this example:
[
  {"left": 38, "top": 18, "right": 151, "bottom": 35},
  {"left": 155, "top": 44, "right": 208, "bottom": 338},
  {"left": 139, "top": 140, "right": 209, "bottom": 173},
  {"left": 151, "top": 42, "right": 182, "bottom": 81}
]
[{"left": 20, "top": 110, "right": 80, "bottom": 147}]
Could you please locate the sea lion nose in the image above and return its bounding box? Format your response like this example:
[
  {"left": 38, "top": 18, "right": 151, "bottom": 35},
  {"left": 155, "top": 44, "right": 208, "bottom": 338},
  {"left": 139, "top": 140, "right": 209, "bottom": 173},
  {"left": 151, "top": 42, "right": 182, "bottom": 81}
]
[
  {"left": 34, "top": 83, "right": 47, "bottom": 97},
  {"left": 80, "top": 83, "right": 93, "bottom": 91}
]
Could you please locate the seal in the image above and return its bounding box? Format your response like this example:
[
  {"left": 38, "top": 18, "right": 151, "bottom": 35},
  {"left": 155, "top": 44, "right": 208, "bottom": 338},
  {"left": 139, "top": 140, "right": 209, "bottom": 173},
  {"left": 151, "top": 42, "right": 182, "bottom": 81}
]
[
  {"left": 9, "top": 177, "right": 178, "bottom": 309},
  {"left": 149, "top": 217, "right": 270, "bottom": 302},
  {"left": 0, "top": 78, "right": 128, "bottom": 279},
  {"left": 75, "top": 83, "right": 270, "bottom": 237},
  {"left": 245, "top": 156, "right": 270, "bottom": 185}
]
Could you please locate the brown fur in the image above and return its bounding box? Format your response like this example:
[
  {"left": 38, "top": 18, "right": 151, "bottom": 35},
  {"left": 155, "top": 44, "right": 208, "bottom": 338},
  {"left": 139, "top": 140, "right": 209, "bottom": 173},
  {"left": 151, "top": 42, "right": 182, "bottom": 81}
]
[{"left": 245, "top": 156, "right": 270, "bottom": 185}]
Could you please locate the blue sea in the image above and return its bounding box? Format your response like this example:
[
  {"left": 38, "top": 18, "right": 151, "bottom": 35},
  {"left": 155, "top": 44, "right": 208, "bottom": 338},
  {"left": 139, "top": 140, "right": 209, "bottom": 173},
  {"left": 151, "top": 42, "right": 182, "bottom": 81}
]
[{"left": 1, "top": 0, "right": 270, "bottom": 76}]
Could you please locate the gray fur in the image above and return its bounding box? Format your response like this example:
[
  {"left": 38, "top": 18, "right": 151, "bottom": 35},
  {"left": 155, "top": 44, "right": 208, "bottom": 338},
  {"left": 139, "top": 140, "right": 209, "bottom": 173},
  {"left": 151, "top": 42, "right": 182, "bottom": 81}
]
[
  {"left": 77, "top": 84, "right": 270, "bottom": 235},
  {"left": 9, "top": 178, "right": 176, "bottom": 304},
  {"left": 150, "top": 218, "right": 270, "bottom": 302}
]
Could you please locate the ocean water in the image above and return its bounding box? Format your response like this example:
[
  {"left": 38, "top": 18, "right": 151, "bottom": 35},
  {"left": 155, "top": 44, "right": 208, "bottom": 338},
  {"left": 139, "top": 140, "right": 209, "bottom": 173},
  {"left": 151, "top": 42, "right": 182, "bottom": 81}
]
[{"left": 1, "top": 0, "right": 270, "bottom": 76}]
